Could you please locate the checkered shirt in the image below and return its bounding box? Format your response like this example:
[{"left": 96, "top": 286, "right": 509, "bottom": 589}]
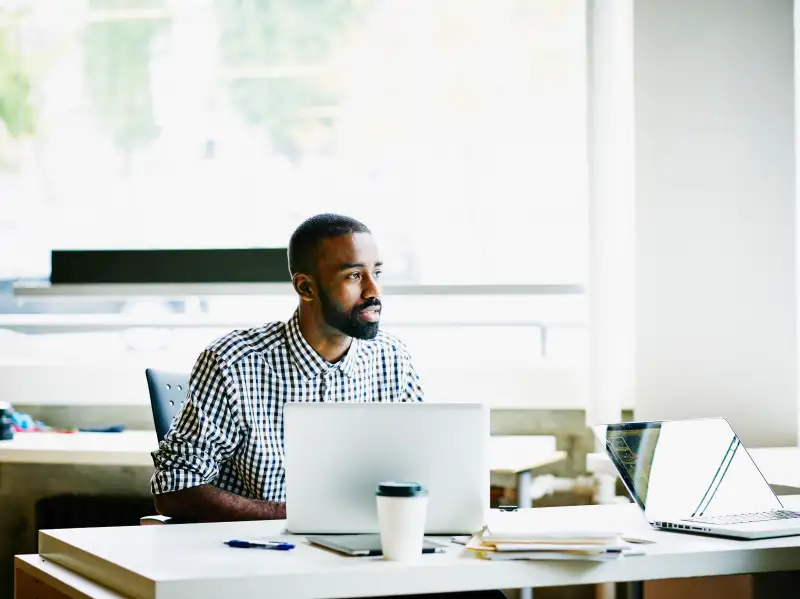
[{"left": 149, "top": 309, "right": 424, "bottom": 502}]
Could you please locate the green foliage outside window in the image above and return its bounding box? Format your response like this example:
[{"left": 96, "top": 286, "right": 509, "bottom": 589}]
[
  {"left": 0, "top": 10, "right": 36, "bottom": 169},
  {"left": 82, "top": 0, "right": 169, "bottom": 158},
  {"left": 214, "top": 0, "right": 367, "bottom": 161}
]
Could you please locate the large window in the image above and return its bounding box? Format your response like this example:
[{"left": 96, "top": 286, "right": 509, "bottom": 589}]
[
  {"left": 0, "top": 0, "right": 589, "bottom": 405},
  {"left": 1, "top": 0, "right": 587, "bottom": 283}
]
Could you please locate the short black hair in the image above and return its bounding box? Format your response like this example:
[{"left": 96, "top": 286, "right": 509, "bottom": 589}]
[{"left": 287, "top": 213, "right": 371, "bottom": 277}]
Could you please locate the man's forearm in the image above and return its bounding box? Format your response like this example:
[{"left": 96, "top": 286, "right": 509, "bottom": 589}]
[{"left": 154, "top": 484, "right": 286, "bottom": 522}]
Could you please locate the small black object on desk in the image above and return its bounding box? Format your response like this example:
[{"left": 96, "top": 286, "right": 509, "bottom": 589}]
[
  {"left": 0, "top": 404, "right": 14, "bottom": 441},
  {"left": 78, "top": 424, "right": 126, "bottom": 433}
]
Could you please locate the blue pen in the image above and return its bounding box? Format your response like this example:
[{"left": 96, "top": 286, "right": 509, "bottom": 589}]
[{"left": 225, "top": 539, "right": 295, "bottom": 550}]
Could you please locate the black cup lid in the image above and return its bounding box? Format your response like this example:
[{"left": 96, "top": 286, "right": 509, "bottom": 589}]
[{"left": 376, "top": 482, "right": 427, "bottom": 497}]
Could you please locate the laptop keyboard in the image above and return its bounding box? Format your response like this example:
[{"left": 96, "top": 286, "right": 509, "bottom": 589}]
[{"left": 687, "top": 510, "right": 800, "bottom": 525}]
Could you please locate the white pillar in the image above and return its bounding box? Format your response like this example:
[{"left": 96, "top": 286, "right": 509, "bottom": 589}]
[
  {"left": 633, "top": 0, "right": 797, "bottom": 447},
  {"left": 586, "top": 0, "right": 635, "bottom": 431}
]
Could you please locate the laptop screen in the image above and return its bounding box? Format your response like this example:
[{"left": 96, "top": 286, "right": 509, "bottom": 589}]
[{"left": 593, "top": 418, "right": 782, "bottom": 521}]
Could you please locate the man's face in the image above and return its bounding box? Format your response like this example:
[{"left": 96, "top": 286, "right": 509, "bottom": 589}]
[{"left": 314, "top": 233, "right": 383, "bottom": 340}]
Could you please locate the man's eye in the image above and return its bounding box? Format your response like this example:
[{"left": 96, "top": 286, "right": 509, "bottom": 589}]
[
  {"left": 374, "top": 270, "right": 382, "bottom": 279},
  {"left": 347, "top": 272, "right": 360, "bottom": 280}
]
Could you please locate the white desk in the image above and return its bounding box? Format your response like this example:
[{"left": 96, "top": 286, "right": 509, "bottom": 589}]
[
  {"left": 0, "top": 431, "right": 157, "bottom": 467},
  {"left": 0, "top": 432, "right": 563, "bottom": 487},
  {"left": 15, "top": 497, "right": 800, "bottom": 599},
  {"left": 16, "top": 554, "right": 125, "bottom": 599},
  {"left": 2, "top": 431, "right": 557, "bottom": 599},
  {"left": 489, "top": 436, "right": 567, "bottom": 508},
  {"left": 588, "top": 447, "right": 800, "bottom": 489}
]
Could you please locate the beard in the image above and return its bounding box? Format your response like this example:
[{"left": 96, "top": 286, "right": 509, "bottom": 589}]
[{"left": 318, "top": 285, "right": 381, "bottom": 340}]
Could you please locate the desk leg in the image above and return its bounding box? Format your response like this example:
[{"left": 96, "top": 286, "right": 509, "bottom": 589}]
[
  {"left": 594, "top": 581, "right": 641, "bottom": 599},
  {"left": 516, "top": 471, "right": 533, "bottom": 509},
  {"left": 516, "top": 471, "right": 534, "bottom": 599},
  {"left": 626, "top": 581, "right": 643, "bottom": 599},
  {"left": 753, "top": 571, "right": 800, "bottom": 599}
]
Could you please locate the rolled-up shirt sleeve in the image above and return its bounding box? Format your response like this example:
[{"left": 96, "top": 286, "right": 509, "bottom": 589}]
[{"left": 150, "top": 349, "right": 241, "bottom": 495}]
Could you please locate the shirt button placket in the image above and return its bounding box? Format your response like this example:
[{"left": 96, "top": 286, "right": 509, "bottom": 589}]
[{"left": 320, "top": 371, "right": 332, "bottom": 402}]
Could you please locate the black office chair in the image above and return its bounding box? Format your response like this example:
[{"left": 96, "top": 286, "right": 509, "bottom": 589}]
[
  {"left": 141, "top": 369, "right": 189, "bottom": 525},
  {"left": 145, "top": 368, "right": 189, "bottom": 442}
]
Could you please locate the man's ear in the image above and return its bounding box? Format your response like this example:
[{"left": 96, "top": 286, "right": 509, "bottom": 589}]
[{"left": 292, "top": 274, "right": 314, "bottom": 302}]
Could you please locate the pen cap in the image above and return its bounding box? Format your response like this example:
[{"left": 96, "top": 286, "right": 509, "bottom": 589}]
[{"left": 376, "top": 482, "right": 428, "bottom": 498}]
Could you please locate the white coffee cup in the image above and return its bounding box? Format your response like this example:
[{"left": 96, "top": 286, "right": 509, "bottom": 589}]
[{"left": 376, "top": 481, "right": 429, "bottom": 561}]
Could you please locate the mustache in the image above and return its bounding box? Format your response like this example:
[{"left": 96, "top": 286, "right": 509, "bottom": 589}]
[{"left": 355, "top": 298, "right": 382, "bottom": 312}]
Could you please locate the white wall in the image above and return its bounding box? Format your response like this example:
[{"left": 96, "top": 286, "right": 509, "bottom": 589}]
[
  {"left": 0, "top": 362, "right": 588, "bottom": 410},
  {"left": 0, "top": 322, "right": 588, "bottom": 409},
  {"left": 633, "top": 0, "right": 797, "bottom": 446},
  {"left": 0, "top": 300, "right": 590, "bottom": 409}
]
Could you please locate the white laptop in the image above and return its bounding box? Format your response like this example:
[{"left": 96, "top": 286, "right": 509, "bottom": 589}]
[
  {"left": 592, "top": 417, "right": 800, "bottom": 540},
  {"left": 284, "top": 402, "right": 489, "bottom": 535}
]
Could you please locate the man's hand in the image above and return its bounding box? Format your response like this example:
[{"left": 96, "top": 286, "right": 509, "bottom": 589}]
[{"left": 154, "top": 485, "right": 286, "bottom": 522}]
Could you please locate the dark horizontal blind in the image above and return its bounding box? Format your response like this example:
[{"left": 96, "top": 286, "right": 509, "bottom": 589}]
[{"left": 50, "top": 249, "right": 289, "bottom": 284}]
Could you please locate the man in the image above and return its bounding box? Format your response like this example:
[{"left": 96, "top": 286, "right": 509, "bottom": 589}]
[
  {"left": 150, "top": 213, "right": 423, "bottom": 520},
  {"left": 150, "top": 213, "right": 507, "bottom": 598}
]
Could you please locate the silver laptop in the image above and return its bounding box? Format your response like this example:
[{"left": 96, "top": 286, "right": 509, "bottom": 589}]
[
  {"left": 592, "top": 417, "right": 800, "bottom": 540},
  {"left": 284, "top": 402, "right": 489, "bottom": 535}
]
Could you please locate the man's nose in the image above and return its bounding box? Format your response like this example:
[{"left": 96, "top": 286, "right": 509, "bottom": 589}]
[{"left": 362, "top": 274, "right": 381, "bottom": 299}]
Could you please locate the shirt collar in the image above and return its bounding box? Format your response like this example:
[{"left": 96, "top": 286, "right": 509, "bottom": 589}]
[{"left": 284, "top": 310, "right": 360, "bottom": 379}]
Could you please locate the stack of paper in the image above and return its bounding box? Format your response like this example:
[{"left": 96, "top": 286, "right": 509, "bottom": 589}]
[{"left": 466, "top": 527, "right": 636, "bottom": 561}]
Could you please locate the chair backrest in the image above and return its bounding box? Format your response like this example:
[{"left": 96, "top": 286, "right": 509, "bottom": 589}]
[{"left": 145, "top": 369, "right": 189, "bottom": 442}]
